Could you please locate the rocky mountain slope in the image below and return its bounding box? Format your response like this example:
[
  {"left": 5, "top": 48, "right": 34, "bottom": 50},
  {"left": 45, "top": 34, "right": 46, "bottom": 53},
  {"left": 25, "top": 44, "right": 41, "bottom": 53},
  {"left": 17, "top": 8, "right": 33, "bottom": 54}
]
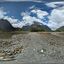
[
  {"left": 0, "top": 19, "right": 16, "bottom": 32},
  {"left": 21, "top": 22, "right": 52, "bottom": 32},
  {"left": 55, "top": 26, "right": 64, "bottom": 32}
]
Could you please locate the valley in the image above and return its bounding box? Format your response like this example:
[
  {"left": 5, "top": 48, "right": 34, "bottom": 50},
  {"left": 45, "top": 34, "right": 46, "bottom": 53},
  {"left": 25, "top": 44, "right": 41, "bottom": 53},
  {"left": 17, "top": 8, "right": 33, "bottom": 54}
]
[{"left": 0, "top": 32, "right": 64, "bottom": 64}]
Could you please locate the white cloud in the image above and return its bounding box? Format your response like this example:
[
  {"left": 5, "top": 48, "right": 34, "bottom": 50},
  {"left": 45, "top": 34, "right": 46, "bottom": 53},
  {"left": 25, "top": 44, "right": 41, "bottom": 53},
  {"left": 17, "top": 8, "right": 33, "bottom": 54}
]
[
  {"left": 13, "top": 6, "right": 64, "bottom": 30},
  {"left": 21, "top": 12, "right": 30, "bottom": 16},
  {"left": 0, "top": 8, "right": 7, "bottom": 19},
  {"left": 0, "top": 7, "right": 19, "bottom": 28},
  {"left": 18, "top": 10, "right": 49, "bottom": 28},
  {"left": 29, "top": 5, "right": 35, "bottom": 9},
  {"left": 22, "top": 15, "right": 43, "bottom": 24},
  {"left": 45, "top": 2, "right": 64, "bottom": 30},
  {"left": 0, "top": 7, "right": 45, "bottom": 28},
  {"left": 46, "top": 1, "right": 64, "bottom": 8},
  {"left": 22, "top": 14, "right": 46, "bottom": 25},
  {"left": 12, "top": 21, "right": 25, "bottom": 28},
  {"left": 4, "top": 16, "right": 18, "bottom": 24},
  {"left": 31, "top": 9, "right": 48, "bottom": 19},
  {"left": 12, "top": 14, "right": 46, "bottom": 28},
  {"left": 0, "top": 4, "right": 64, "bottom": 31},
  {"left": 47, "top": 8, "right": 64, "bottom": 30}
]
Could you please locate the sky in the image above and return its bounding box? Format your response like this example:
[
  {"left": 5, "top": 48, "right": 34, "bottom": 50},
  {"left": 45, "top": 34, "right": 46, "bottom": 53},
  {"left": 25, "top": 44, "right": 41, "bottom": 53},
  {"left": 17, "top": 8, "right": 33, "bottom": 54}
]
[
  {"left": 0, "top": 1, "right": 64, "bottom": 30},
  {"left": 0, "top": 0, "right": 39, "bottom": 1}
]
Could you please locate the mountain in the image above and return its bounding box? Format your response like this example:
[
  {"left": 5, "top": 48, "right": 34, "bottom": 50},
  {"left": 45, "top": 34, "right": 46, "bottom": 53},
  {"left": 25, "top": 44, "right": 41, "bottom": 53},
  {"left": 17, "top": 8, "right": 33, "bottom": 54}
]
[
  {"left": 21, "top": 22, "right": 52, "bottom": 32},
  {"left": 55, "top": 26, "right": 64, "bottom": 32},
  {"left": 0, "top": 19, "right": 52, "bottom": 32},
  {"left": 0, "top": 19, "right": 16, "bottom": 32}
]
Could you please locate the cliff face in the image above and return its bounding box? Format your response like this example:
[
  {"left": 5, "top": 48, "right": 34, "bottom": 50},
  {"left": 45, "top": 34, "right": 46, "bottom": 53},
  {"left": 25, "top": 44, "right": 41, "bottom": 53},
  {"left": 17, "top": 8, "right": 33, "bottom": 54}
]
[{"left": 0, "top": 19, "right": 16, "bottom": 32}]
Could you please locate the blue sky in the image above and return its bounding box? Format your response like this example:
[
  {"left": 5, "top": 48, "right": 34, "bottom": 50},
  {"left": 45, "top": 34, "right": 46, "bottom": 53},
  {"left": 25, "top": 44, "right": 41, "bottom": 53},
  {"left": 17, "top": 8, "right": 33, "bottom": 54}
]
[
  {"left": 0, "top": 2, "right": 51, "bottom": 20},
  {"left": 0, "top": 1, "right": 64, "bottom": 30},
  {"left": 0, "top": 0, "right": 64, "bottom": 2}
]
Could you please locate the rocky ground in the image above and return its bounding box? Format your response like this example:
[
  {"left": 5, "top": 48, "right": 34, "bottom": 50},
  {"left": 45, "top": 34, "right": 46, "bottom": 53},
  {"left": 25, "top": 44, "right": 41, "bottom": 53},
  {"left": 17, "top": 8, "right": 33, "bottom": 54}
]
[{"left": 0, "top": 32, "right": 64, "bottom": 64}]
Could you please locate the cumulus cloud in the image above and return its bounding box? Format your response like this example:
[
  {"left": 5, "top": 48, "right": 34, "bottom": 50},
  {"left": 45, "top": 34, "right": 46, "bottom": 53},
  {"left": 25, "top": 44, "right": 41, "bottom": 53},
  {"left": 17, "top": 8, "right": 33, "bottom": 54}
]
[
  {"left": 45, "top": 2, "right": 64, "bottom": 30},
  {"left": 21, "top": 8, "right": 64, "bottom": 30},
  {"left": 46, "top": 1, "right": 64, "bottom": 8},
  {"left": 4, "top": 16, "right": 18, "bottom": 24},
  {"left": 22, "top": 15, "right": 43, "bottom": 24},
  {"left": 12, "top": 12, "right": 46, "bottom": 28},
  {"left": 13, "top": 9, "right": 49, "bottom": 28},
  {"left": 0, "top": 3, "right": 64, "bottom": 31},
  {"left": 31, "top": 9, "right": 48, "bottom": 19},
  {"left": 13, "top": 6, "right": 64, "bottom": 30},
  {"left": 0, "top": 7, "right": 45, "bottom": 28},
  {"left": 21, "top": 12, "right": 47, "bottom": 24},
  {"left": 0, "top": 7, "right": 19, "bottom": 28},
  {"left": 3, "top": 16, "right": 21, "bottom": 28},
  {"left": 47, "top": 7, "right": 64, "bottom": 30},
  {"left": 0, "top": 8, "right": 7, "bottom": 19}
]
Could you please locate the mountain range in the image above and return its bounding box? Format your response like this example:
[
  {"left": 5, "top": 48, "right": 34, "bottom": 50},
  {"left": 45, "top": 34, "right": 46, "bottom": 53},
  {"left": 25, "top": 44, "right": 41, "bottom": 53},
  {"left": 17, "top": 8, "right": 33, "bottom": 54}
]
[
  {"left": 21, "top": 22, "right": 52, "bottom": 32},
  {"left": 55, "top": 26, "right": 64, "bottom": 32},
  {"left": 0, "top": 19, "right": 64, "bottom": 32}
]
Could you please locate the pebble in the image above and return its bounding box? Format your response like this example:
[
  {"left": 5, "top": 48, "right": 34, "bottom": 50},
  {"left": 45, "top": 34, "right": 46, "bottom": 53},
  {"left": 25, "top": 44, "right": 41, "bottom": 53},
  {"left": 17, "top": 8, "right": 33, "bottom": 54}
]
[
  {"left": 40, "top": 50, "right": 44, "bottom": 53},
  {"left": 0, "top": 57, "right": 15, "bottom": 61},
  {"left": 0, "top": 53, "right": 6, "bottom": 56},
  {"left": 0, "top": 57, "right": 4, "bottom": 60},
  {"left": 0, "top": 52, "right": 15, "bottom": 61}
]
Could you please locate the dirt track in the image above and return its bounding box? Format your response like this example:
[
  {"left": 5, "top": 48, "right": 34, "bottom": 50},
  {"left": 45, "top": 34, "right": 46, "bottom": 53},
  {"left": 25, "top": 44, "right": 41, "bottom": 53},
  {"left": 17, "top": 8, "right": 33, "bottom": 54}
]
[{"left": 0, "top": 32, "right": 64, "bottom": 64}]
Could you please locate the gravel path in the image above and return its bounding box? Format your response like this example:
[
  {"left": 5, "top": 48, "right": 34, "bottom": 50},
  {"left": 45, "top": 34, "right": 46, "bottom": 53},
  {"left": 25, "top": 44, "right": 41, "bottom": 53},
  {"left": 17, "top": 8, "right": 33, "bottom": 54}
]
[{"left": 0, "top": 32, "right": 64, "bottom": 64}]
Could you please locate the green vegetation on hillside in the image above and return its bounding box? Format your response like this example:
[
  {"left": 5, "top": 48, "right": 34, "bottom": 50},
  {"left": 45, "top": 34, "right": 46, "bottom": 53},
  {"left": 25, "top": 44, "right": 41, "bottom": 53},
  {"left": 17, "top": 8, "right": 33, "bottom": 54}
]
[{"left": 55, "top": 26, "right": 64, "bottom": 32}]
